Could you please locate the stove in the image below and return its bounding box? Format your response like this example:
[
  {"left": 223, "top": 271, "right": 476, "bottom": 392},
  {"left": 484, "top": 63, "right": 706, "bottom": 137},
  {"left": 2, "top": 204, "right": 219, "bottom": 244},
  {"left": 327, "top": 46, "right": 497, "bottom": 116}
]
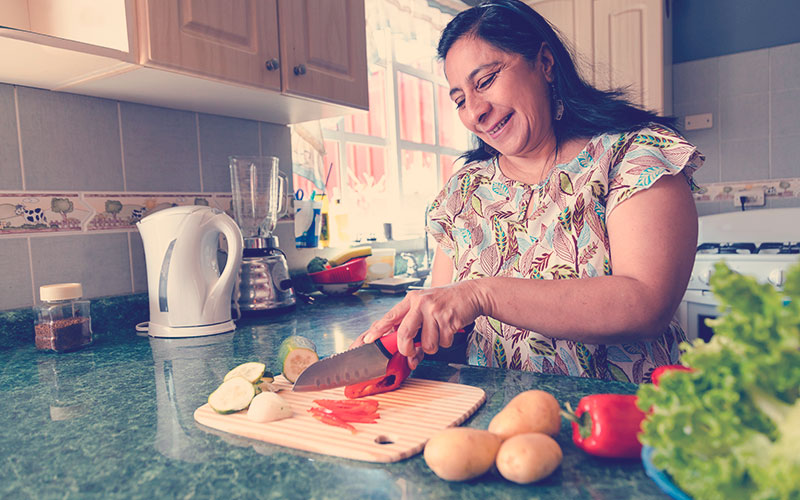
[{"left": 677, "top": 207, "right": 800, "bottom": 342}]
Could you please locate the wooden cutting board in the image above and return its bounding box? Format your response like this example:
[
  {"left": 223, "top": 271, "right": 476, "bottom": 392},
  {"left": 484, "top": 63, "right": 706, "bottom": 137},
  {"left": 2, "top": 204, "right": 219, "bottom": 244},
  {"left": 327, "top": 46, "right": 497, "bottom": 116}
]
[{"left": 194, "top": 375, "right": 486, "bottom": 463}]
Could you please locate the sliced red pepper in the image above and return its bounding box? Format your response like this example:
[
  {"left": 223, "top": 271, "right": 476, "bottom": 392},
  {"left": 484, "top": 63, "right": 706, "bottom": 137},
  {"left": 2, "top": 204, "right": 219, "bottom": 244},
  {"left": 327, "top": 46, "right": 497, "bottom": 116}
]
[
  {"left": 561, "top": 394, "right": 646, "bottom": 459},
  {"left": 310, "top": 411, "right": 357, "bottom": 433},
  {"left": 313, "top": 399, "right": 380, "bottom": 413},
  {"left": 344, "top": 351, "right": 411, "bottom": 399},
  {"left": 650, "top": 364, "right": 693, "bottom": 386},
  {"left": 308, "top": 407, "right": 378, "bottom": 423}
]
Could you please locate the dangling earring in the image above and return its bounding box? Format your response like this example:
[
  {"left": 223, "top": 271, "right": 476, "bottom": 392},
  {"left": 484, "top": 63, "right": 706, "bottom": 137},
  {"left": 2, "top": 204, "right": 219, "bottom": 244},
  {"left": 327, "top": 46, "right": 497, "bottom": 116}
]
[
  {"left": 483, "top": 141, "right": 499, "bottom": 157},
  {"left": 550, "top": 82, "right": 564, "bottom": 121}
]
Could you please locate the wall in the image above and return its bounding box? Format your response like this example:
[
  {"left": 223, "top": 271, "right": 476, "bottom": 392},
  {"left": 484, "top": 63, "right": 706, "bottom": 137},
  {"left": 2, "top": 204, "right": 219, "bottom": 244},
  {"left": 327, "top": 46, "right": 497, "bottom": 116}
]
[
  {"left": 673, "top": 37, "right": 800, "bottom": 215},
  {"left": 672, "top": 0, "right": 800, "bottom": 63},
  {"left": 0, "top": 83, "right": 299, "bottom": 311}
]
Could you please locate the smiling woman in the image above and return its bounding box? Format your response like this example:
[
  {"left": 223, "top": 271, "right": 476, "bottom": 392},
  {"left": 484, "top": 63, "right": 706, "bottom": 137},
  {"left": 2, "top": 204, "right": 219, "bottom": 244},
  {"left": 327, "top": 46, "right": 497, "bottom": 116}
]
[{"left": 354, "top": 0, "right": 706, "bottom": 384}]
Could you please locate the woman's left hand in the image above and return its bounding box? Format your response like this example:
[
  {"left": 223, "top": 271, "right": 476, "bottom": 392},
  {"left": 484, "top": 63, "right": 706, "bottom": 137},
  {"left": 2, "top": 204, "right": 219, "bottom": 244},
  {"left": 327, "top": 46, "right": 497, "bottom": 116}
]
[{"left": 353, "top": 280, "right": 484, "bottom": 369}]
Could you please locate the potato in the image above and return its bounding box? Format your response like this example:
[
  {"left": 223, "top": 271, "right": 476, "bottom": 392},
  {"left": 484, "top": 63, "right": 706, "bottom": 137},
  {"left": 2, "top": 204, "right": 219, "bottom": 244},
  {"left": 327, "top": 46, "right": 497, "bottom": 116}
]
[
  {"left": 488, "top": 390, "right": 561, "bottom": 439},
  {"left": 495, "top": 433, "right": 563, "bottom": 484},
  {"left": 423, "top": 427, "right": 502, "bottom": 481}
]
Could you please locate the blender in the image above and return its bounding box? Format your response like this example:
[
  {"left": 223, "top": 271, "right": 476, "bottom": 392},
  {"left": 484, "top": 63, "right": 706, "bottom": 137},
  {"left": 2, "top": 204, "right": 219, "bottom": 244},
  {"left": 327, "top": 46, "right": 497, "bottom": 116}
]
[{"left": 229, "top": 156, "right": 296, "bottom": 312}]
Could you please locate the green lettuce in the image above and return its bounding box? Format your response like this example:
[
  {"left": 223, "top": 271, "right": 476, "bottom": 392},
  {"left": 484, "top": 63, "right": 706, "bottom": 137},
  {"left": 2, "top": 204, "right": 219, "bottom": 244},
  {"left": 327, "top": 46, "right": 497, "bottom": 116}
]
[{"left": 637, "top": 260, "right": 800, "bottom": 500}]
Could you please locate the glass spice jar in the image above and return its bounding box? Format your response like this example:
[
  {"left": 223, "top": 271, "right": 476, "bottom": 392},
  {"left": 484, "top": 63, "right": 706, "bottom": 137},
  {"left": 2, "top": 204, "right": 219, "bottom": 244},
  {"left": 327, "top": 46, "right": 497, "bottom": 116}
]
[{"left": 34, "top": 283, "right": 93, "bottom": 352}]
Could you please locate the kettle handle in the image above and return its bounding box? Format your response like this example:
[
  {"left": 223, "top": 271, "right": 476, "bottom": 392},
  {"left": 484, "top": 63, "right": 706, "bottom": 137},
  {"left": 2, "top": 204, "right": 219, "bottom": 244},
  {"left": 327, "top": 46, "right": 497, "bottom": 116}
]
[
  {"left": 204, "top": 212, "right": 243, "bottom": 316},
  {"left": 277, "top": 172, "right": 289, "bottom": 219}
]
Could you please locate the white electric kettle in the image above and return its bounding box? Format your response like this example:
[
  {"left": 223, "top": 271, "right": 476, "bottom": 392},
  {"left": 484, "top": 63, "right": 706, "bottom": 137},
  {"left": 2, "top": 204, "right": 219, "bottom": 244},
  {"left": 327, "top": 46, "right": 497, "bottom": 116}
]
[{"left": 137, "top": 205, "right": 243, "bottom": 338}]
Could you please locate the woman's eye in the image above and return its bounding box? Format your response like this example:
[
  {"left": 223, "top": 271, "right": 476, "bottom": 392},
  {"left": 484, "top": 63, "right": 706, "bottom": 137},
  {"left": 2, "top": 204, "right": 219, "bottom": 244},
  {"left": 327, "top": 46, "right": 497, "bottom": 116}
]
[
  {"left": 476, "top": 70, "right": 499, "bottom": 90},
  {"left": 454, "top": 99, "right": 464, "bottom": 109}
]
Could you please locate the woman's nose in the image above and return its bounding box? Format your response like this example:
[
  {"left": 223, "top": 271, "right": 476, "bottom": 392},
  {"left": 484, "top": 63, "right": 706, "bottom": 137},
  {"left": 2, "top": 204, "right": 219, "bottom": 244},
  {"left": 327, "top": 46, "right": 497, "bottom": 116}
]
[{"left": 463, "top": 94, "right": 490, "bottom": 125}]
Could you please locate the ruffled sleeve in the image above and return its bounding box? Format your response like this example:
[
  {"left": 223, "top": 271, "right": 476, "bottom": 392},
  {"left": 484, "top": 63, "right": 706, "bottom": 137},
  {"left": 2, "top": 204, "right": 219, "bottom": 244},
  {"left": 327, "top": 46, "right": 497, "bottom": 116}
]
[{"left": 606, "top": 125, "right": 705, "bottom": 214}]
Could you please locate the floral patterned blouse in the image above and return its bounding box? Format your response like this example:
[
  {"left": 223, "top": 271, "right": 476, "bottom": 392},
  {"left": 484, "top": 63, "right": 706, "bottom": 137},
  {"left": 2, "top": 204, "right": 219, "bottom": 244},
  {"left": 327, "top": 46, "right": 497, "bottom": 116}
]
[{"left": 426, "top": 125, "right": 704, "bottom": 383}]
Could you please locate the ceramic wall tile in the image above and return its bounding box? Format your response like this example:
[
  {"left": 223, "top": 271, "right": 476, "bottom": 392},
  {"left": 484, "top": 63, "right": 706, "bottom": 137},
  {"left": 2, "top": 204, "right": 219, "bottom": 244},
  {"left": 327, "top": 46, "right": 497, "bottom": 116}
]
[
  {"left": 260, "top": 122, "right": 293, "bottom": 181},
  {"left": 770, "top": 134, "right": 800, "bottom": 179},
  {"left": 770, "top": 42, "right": 800, "bottom": 92},
  {"left": 30, "top": 232, "right": 133, "bottom": 299},
  {"left": 129, "top": 231, "right": 147, "bottom": 294},
  {"left": 686, "top": 131, "right": 721, "bottom": 185},
  {"left": 771, "top": 89, "right": 800, "bottom": 137},
  {"left": 120, "top": 102, "right": 200, "bottom": 192},
  {"left": 673, "top": 58, "right": 719, "bottom": 105},
  {"left": 0, "top": 237, "right": 34, "bottom": 310},
  {"left": 718, "top": 49, "right": 769, "bottom": 97},
  {"left": 17, "top": 87, "right": 124, "bottom": 191},
  {"left": 0, "top": 84, "right": 22, "bottom": 190},
  {"left": 719, "top": 92, "right": 769, "bottom": 141},
  {"left": 0, "top": 192, "right": 89, "bottom": 235},
  {"left": 720, "top": 138, "right": 770, "bottom": 182},
  {"left": 198, "top": 114, "right": 260, "bottom": 193},
  {"left": 695, "top": 201, "right": 723, "bottom": 217}
]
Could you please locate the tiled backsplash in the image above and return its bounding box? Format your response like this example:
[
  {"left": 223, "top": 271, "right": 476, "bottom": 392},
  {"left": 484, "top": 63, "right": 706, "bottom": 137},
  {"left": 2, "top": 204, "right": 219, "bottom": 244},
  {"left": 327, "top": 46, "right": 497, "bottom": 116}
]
[
  {"left": 674, "top": 41, "right": 800, "bottom": 215},
  {"left": 0, "top": 83, "right": 294, "bottom": 311}
]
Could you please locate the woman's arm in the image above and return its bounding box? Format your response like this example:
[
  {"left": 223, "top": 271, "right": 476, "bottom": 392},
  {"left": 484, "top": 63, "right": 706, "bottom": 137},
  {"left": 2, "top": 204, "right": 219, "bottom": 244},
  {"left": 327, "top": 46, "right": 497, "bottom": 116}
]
[
  {"left": 362, "top": 173, "right": 698, "bottom": 359},
  {"left": 429, "top": 247, "right": 454, "bottom": 287}
]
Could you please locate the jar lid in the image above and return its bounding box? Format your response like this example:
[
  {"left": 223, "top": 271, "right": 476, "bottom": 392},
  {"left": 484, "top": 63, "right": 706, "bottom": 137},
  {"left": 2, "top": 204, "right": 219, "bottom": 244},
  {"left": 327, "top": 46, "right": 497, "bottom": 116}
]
[{"left": 40, "top": 283, "right": 83, "bottom": 302}]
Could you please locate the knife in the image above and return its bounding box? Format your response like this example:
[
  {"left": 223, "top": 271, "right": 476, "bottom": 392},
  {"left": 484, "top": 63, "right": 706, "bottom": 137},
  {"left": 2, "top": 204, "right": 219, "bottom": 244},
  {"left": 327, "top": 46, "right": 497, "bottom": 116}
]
[{"left": 292, "top": 323, "right": 473, "bottom": 392}]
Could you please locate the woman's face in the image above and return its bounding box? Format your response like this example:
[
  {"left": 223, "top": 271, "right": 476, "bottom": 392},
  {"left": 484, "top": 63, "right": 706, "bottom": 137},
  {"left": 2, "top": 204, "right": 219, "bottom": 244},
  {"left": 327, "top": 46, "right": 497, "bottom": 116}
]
[{"left": 445, "top": 36, "right": 554, "bottom": 159}]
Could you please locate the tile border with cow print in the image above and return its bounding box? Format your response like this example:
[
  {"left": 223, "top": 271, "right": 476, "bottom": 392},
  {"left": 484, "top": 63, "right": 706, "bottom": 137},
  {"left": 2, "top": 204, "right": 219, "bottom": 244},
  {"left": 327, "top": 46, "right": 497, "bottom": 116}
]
[{"left": 0, "top": 192, "right": 235, "bottom": 236}]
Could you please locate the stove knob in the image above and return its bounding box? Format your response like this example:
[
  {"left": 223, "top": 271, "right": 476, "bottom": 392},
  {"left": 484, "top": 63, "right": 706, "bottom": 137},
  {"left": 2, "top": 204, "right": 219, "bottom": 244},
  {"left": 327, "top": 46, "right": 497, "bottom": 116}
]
[
  {"left": 768, "top": 269, "right": 785, "bottom": 287},
  {"left": 697, "top": 269, "right": 712, "bottom": 285}
]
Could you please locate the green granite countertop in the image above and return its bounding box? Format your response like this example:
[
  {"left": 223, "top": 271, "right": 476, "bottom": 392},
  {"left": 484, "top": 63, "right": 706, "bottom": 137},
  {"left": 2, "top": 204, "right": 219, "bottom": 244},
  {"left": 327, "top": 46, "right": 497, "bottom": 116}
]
[{"left": 0, "top": 291, "right": 668, "bottom": 500}]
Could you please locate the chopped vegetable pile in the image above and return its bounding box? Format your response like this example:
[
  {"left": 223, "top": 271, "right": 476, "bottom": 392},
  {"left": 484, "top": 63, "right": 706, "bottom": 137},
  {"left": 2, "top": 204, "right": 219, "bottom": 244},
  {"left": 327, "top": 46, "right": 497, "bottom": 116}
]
[
  {"left": 308, "top": 399, "right": 380, "bottom": 433},
  {"left": 637, "top": 261, "right": 800, "bottom": 500}
]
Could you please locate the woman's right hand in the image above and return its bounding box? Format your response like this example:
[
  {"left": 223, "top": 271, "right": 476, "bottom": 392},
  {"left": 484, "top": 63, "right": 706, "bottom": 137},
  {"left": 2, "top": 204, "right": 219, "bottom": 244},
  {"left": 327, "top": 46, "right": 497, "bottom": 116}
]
[{"left": 352, "top": 280, "right": 484, "bottom": 369}]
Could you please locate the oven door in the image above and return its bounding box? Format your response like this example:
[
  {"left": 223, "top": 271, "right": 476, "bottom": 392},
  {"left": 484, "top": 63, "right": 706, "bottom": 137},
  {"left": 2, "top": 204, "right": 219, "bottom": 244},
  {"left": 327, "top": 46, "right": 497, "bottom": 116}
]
[{"left": 677, "top": 290, "right": 719, "bottom": 343}]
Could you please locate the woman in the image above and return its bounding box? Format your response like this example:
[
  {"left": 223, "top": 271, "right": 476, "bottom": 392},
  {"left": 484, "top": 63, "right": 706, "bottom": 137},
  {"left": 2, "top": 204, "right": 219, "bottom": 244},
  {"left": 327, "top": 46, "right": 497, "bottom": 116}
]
[{"left": 358, "top": 0, "right": 704, "bottom": 383}]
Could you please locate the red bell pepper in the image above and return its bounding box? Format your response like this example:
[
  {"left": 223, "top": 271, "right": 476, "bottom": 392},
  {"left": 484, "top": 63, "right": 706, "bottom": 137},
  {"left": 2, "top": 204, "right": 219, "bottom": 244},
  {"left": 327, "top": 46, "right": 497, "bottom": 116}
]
[
  {"left": 561, "top": 394, "right": 646, "bottom": 459},
  {"left": 650, "top": 364, "right": 693, "bottom": 386},
  {"left": 344, "top": 351, "right": 411, "bottom": 399}
]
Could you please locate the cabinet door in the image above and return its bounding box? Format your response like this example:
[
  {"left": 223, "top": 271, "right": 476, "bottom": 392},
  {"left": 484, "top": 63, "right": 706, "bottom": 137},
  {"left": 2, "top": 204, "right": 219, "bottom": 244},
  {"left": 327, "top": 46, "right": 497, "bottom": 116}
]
[
  {"left": 139, "top": 0, "right": 281, "bottom": 90},
  {"left": 277, "top": 0, "right": 368, "bottom": 110},
  {"left": 526, "top": 0, "right": 594, "bottom": 82},
  {"left": 593, "top": 0, "right": 668, "bottom": 114}
]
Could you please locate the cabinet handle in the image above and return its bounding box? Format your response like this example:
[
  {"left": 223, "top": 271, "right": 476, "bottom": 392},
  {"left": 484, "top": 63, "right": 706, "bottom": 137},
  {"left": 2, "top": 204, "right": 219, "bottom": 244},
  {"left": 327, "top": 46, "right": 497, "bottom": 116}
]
[
  {"left": 293, "top": 64, "right": 307, "bottom": 76},
  {"left": 265, "top": 58, "right": 280, "bottom": 71}
]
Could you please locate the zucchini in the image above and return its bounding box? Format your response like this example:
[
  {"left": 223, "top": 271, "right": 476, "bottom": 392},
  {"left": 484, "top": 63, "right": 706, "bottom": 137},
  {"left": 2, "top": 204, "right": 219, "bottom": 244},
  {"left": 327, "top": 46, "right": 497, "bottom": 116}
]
[
  {"left": 223, "top": 361, "right": 267, "bottom": 384},
  {"left": 208, "top": 377, "right": 256, "bottom": 414},
  {"left": 277, "top": 336, "right": 319, "bottom": 383}
]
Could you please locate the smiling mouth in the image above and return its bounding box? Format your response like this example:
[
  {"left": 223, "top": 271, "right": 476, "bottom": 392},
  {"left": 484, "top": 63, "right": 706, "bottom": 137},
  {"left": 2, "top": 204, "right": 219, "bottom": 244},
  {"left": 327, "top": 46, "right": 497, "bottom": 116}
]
[{"left": 487, "top": 114, "right": 512, "bottom": 137}]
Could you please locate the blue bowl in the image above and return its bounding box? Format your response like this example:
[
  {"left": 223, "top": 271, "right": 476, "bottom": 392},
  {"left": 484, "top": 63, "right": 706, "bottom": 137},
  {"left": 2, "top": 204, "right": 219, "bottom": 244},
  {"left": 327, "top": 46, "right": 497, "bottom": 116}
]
[{"left": 641, "top": 446, "right": 692, "bottom": 500}]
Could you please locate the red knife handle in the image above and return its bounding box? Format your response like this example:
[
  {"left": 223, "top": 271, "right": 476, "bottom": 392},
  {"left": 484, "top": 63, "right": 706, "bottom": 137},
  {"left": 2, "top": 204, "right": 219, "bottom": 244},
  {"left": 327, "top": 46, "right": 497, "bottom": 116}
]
[{"left": 375, "top": 323, "right": 474, "bottom": 358}]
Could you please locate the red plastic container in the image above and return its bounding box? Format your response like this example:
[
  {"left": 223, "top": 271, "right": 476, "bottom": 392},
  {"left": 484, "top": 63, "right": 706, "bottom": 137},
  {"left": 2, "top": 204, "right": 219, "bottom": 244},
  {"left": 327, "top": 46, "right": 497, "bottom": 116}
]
[{"left": 308, "top": 257, "right": 368, "bottom": 284}]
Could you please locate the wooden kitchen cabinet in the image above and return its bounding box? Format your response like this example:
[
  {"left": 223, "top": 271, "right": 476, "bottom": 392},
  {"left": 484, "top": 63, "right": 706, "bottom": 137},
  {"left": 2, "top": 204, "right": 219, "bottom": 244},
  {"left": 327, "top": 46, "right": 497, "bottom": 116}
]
[
  {"left": 593, "top": 0, "right": 671, "bottom": 115},
  {"left": 526, "top": 0, "right": 671, "bottom": 115},
  {"left": 0, "top": 0, "right": 368, "bottom": 124},
  {"left": 277, "top": 0, "right": 368, "bottom": 109},
  {"left": 137, "top": 0, "right": 282, "bottom": 92}
]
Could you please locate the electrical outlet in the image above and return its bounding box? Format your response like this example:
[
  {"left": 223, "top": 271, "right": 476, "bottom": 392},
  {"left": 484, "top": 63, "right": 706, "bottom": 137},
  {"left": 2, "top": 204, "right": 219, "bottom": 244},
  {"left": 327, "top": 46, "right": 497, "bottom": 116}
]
[{"left": 733, "top": 188, "right": 765, "bottom": 208}]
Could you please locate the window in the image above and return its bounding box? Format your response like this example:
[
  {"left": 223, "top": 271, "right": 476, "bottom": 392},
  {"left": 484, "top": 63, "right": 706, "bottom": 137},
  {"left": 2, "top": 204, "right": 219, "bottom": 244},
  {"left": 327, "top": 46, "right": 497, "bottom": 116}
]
[{"left": 293, "top": 0, "right": 469, "bottom": 245}]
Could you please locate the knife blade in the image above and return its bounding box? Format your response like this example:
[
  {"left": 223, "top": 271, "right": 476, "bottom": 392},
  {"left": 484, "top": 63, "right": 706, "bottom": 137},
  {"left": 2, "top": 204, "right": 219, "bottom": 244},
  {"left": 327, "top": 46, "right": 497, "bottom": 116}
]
[
  {"left": 292, "top": 328, "right": 419, "bottom": 392},
  {"left": 292, "top": 323, "right": 475, "bottom": 392}
]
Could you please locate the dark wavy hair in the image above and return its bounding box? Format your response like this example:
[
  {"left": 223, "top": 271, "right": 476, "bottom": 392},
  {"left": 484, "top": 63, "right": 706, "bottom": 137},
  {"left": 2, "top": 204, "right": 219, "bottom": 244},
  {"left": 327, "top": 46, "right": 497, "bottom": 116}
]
[{"left": 437, "top": 0, "right": 677, "bottom": 163}]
